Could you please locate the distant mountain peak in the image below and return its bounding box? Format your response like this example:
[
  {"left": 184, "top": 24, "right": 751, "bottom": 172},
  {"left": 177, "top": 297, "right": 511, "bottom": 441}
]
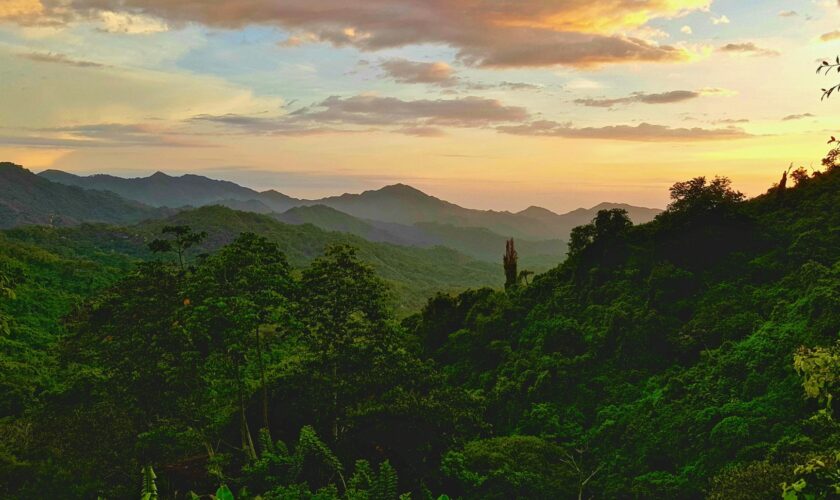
[
  {"left": 149, "top": 171, "right": 171, "bottom": 179},
  {"left": 0, "top": 161, "right": 25, "bottom": 171},
  {"left": 518, "top": 205, "right": 559, "bottom": 217},
  {"left": 377, "top": 183, "right": 428, "bottom": 196}
]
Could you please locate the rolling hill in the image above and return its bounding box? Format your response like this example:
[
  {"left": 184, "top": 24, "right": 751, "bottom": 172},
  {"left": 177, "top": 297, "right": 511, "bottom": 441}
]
[{"left": 3, "top": 205, "right": 504, "bottom": 315}]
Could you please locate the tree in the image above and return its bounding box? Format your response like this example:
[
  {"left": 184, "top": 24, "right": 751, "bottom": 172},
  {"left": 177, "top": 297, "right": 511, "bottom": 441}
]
[
  {"left": 441, "top": 435, "right": 577, "bottom": 499},
  {"left": 186, "top": 233, "right": 293, "bottom": 458},
  {"left": 816, "top": 57, "right": 840, "bottom": 100},
  {"left": 148, "top": 225, "right": 207, "bottom": 271},
  {"left": 568, "top": 223, "right": 596, "bottom": 258},
  {"left": 666, "top": 176, "right": 744, "bottom": 213},
  {"left": 295, "top": 245, "right": 393, "bottom": 442},
  {"left": 502, "top": 239, "right": 518, "bottom": 290},
  {"left": 567, "top": 209, "right": 631, "bottom": 258},
  {"left": 781, "top": 343, "right": 840, "bottom": 499},
  {"left": 822, "top": 136, "right": 840, "bottom": 171},
  {"left": 0, "top": 262, "right": 21, "bottom": 336},
  {"left": 53, "top": 260, "right": 202, "bottom": 494}
]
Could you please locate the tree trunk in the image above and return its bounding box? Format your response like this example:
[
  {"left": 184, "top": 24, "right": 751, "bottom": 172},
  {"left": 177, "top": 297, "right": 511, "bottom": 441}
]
[
  {"left": 255, "top": 325, "right": 270, "bottom": 434},
  {"left": 234, "top": 355, "right": 257, "bottom": 460}
]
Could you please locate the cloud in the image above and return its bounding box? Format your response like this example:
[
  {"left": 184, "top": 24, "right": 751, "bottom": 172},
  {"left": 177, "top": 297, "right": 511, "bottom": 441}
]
[
  {"left": 497, "top": 120, "right": 752, "bottom": 142},
  {"left": 18, "top": 51, "right": 106, "bottom": 68},
  {"left": 0, "top": 0, "right": 42, "bottom": 19},
  {"left": 192, "top": 94, "right": 530, "bottom": 136},
  {"left": 714, "top": 118, "right": 749, "bottom": 124},
  {"left": 781, "top": 113, "right": 815, "bottom": 121},
  {"left": 380, "top": 59, "right": 458, "bottom": 86},
  {"left": 97, "top": 11, "right": 168, "bottom": 34},
  {"left": 718, "top": 42, "right": 780, "bottom": 57},
  {"left": 10, "top": 0, "right": 711, "bottom": 68},
  {"left": 711, "top": 15, "right": 730, "bottom": 25},
  {"left": 0, "top": 123, "right": 206, "bottom": 148},
  {"left": 496, "top": 81, "right": 543, "bottom": 91},
  {"left": 294, "top": 95, "right": 530, "bottom": 127},
  {"left": 396, "top": 126, "right": 447, "bottom": 137},
  {"left": 820, "top": 31, "right": 840, "bottom": 42},
  {"left": 574, "top": 90, "right": 707, "bottom": 108},
  {"left": 681, "top": 25, "right": 693, "bottom": 34},
  {"left": 778, "top": 10, "right": 798, "bottom": 17}
]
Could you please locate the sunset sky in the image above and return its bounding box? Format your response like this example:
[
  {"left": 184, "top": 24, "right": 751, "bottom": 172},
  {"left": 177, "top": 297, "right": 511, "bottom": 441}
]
[{"left": 2, "top": 0, "right": 840, "bottom": 212}]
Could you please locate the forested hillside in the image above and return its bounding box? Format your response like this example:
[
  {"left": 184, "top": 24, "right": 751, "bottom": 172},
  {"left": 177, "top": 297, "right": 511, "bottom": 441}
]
[
  {"left": 1, "top": 157, "right": 839, "bottom": 499},
  {"left": 0, "top": 163, "right": 167, "bottom": 228},
  {"left": 2, "top": 206, "right": 503, "bottom": 316}
]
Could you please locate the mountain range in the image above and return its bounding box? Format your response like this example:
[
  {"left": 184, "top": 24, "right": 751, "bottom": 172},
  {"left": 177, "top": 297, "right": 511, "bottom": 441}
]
[
  {"left": 0, "top": 162, "right": 169, "bottom": 229},
  {"left": 37, "top": 168, "right": 661, "bottom": 250}
]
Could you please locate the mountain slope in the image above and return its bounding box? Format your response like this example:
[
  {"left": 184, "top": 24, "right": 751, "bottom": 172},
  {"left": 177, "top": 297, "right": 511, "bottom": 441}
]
[
  {"left": 406, "top": 167, "right": 840, "bottom": 497},
  {"left": 39, "top": 170, "right": 661, "bottom": 240},
  {"left": 4, "top": 205, "right": 504, "bottom": 315},
  {"left": 38, "top": 169, "right": 301, "bottom": 212},
  {"left": 0, "top": 163, "right": 166, "bottom": 229},
  {"left": 275, "top": 205, "right": 565, "bottom": 269},
  {"left": 308, "top": 184, "right": 661, "bottom": 240}
]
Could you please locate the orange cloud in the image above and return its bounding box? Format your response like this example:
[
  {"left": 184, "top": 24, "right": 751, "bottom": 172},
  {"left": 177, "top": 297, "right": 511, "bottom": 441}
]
[
  {"left": 0, "top": 0, "right": 43, "bottom": 19},
  {"left": 18, "top": 0, "right": 707, "bottom": 68}
]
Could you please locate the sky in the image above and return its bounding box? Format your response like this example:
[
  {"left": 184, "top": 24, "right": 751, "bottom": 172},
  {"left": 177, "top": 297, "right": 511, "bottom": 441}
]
[{"left": 1, "top": 0, "right": 840, "bottom": 212}]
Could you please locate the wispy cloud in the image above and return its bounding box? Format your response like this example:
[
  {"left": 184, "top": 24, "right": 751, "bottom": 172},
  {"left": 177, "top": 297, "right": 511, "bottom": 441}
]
[
  {"left": 1, "top": 123, "right": 210, "bottom": 148},
  {"left": 574, "top": 90, "right": 702, "bottom": 108},
  {"left": 192, "top": 94, "right": 530, "bottom": 137},
  {"left": 781, "top": 113, "right": 815, "bottom": 121},
  {"left": 718, "top": 42, "right": 780, "bottom": 57},
  {"left": 820, "top": 31, "right": 840, "bottom": 42},
  {"left": 498, "top": 120, "right": 752, "bottom": 142},
  {"left": 380, "top": 59, "right": 458, "bottom": 87},
  {"left": 18, "top": 51, "right": 106, "bottom": 68}
]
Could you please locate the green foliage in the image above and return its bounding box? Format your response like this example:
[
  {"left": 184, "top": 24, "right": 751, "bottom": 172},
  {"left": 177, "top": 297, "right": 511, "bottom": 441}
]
[
  {"left": 794, "top": 344, "right": 840, "bottom": 414},
  {"left": 709, "top": 461, "right": 793, "bottom": 500},
  {"left": 140, "top": 465, "right": 158, "bottom": 500},
  {"left": 148, "top": 225, "right": 208, "bottom": 270},
  {"left": 441, "top": 435, "right": 575, "bottom": 499},
  {"left": 567, "top": 208, "right": 631, "bottom": 258},
  {"left": 347, "top": 460, "right": 401, "bottom": 500},
  {"left": 4, "top": 162, "right": 840, "bottom": 499},
  {"left": 215, "top": 484, "right": 235, "bottom": 500}
]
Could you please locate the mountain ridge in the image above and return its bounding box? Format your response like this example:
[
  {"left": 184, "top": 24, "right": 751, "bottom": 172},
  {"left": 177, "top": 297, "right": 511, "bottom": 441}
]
[
  {"left": 0, "top": 163, "right": 168, "bottom": 229},
  {"left": 38, "top": 169, "right": 661, "bottom": 240}
]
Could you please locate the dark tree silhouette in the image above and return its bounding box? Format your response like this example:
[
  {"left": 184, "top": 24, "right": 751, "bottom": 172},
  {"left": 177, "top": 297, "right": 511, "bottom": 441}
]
[
  {"left": 148, "top": 225, "right": 208, "bottom": 270},
  {"left": 817, "top": 57, "right": 840, "bottom": 100},
  {"left": 503, "top": 238, "right": 518, "bottom": 289},
  {"left": 667, "top": 176, "right": 744, "bottom": 213}
]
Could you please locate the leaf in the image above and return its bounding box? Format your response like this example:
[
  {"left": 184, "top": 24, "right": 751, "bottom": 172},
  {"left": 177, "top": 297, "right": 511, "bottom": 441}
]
[{"left": 215, "top": 485, "right": 235, "bottom": 500}]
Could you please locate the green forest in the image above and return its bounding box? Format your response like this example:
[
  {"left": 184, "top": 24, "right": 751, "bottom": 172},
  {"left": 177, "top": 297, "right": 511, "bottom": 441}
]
[{"left": 2, "top": 148, "right": 840, "bottom": 499}]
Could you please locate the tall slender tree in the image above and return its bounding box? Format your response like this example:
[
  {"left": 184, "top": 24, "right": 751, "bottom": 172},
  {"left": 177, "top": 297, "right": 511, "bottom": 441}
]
[{"left": 503, "top": 238, "right": 518, "bottom": 289}]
